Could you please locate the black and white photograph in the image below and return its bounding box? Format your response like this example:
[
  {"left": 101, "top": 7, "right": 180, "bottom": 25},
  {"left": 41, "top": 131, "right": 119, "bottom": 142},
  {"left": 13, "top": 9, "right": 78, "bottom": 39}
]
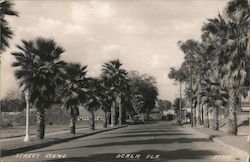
[{"left": 0, "top": 0, "right": 250, "bottom": 162}]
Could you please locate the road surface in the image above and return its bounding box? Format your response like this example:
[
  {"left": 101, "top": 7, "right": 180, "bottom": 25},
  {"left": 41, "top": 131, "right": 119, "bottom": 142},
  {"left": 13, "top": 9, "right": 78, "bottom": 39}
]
[{"left": 1, "top": 121, "right": 247, "bottom": 162}]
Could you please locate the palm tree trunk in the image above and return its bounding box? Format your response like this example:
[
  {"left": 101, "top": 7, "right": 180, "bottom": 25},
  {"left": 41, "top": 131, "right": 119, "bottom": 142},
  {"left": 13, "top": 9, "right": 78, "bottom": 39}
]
[
  {"left": 103, "top": 111, "right": 108, "bottom": 128},
  {"left": 193, "top": 106, "right": 197, "bottom": 125},
  {"left": 36, "top": 108, "right": 45, "bottom": 139},
  {"left": 146, "top": 110, "right": 150, "bottom": 121},
  {"left": 227, "top": 88, "right": 238, "bottom": 135},
  {"left": 248, "top": 0, "right": 250, "bottom": 57},
  {"left": 191, "top": 100, "right": 194, "bottom": 126},
  {"left": 118, "top": 95, "right": 122, "bottom": 125},
  {"left": 90, "top": 110, "right": 95, "bottom": 130},
  {"left": 201, "top": 104, "right": 204, "bottom": 125},
  {"left": 108, "top": 111, "right": 111, "bottom": 125},
  {"left": 70, "top": 116, "right": 77, "bottom": 134},
  {"left": 203, "top": 104, "right": 209, "bottom": 128},
  {"left": 212, "top": 106, "right": 219, "bottom": 130},
  {"left": 111, "top": 101, "right": 116, "bottom": 127}
]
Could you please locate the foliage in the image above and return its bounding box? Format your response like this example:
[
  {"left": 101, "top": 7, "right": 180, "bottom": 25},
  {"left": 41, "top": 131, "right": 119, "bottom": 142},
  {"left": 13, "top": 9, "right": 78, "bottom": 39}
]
[
  {"left": 173, "top": 98, "right": 184, "bottom": 112},
  {"left": 12, "top": 37, "right": 66, "bottom": 109},
  {"left": 60, "top": 63, "right": 88, "bottom": 117},
  {"left": 0, "top": 0, "right": 18, "bottom": 53},
  {"left": 128, "top": 71, "right": 158, "bottom": 115},
  {"left": 1, "top": 98, "right": 25, "bottom": 112},
  {"left": 1, "top": 88, "right": 25, "bottom": 112},
  {"left": 157, "top": 99, "right": 172, "bottom": 111}
]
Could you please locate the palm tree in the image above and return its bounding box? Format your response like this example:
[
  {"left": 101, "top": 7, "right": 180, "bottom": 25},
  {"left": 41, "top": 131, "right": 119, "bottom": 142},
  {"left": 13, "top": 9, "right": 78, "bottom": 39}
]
[
  {"left": 225, "top": 0, "right": 250, "bottom": 56},
  {"left": 177, "top": 40, "right": 204, "bottom": 126},
  {"left": 0, "top": 0, "right": 18, "bottom": 53},
  {"left": 99, "top": 79, "right": 112, "bottom": 128},
  {"left": 203, "top": 12, "right": 248, "bottom": 134},
  {"left": 101, "top": 59, "right": 128, "bottom": 126},
  {"left": 168, "top": 66, "right": 187, "bottom": 124},
  {"left": 0, "top": 0, "right": 18, "bottom": 120},
  {"left": 12, "top": 37, "right": 65, "bottom": 139},
  {"left": 85, "top": 78, "right": 101, "bottom": 130},
  {"left": 60, "top": 63, "right": 88, "bottom": 134}
]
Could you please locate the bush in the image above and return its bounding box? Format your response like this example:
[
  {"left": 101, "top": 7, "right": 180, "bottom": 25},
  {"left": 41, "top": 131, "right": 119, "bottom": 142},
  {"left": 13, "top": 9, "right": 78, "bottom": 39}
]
[{"left": 1, "top": 119, "right": 13, "bottom": 128}]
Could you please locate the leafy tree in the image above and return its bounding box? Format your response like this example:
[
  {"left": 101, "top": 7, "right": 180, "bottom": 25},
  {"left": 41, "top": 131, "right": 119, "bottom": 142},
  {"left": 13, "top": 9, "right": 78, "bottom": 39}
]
[
  {"left": 173, "top": 98, "right": 184, "bottom": 116},
  {"left": 128, "top": 71, "right": 158, "bottom": 120},
  {"left": 1, "top": 98, "right": 25, "bottom": 112},
  {"left": 157, "top": 99, "right": 172, "bottom": 119},
  {"left": 12, "top": 37, "right": 65, "bottom": 139}
]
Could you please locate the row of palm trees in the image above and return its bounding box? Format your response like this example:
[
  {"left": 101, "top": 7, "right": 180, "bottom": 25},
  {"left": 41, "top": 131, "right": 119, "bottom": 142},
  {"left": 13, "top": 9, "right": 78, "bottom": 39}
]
[
  {"left": 0, "top": 0, "right": 159, "bottom": 139},
  {"left": 11, "top": 37, "right": 159, "bottom": 139},
  {"left": 168, "top": 0, "right": 250, "bottom": 135},
  {"left": 11, "top": 38, "right": 131, "bottom": 138}
]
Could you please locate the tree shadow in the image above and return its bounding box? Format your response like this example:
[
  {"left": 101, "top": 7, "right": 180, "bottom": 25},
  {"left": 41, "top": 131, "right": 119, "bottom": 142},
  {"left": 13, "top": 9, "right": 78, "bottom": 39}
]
[
  {"left": 31, "top": 137, "right": 211, "bottom": 153},
  {"left": 98, "top": 133, "right": 191, "bottom": 139},
  {"left": 44, "top": 149, "right": 219, "bottom": 162},
  {"left": 107, "top": 130, "right": 181, "bottom": 135},
  {"left": 84, "top": 137, "right": 211, "bottom": 148}
]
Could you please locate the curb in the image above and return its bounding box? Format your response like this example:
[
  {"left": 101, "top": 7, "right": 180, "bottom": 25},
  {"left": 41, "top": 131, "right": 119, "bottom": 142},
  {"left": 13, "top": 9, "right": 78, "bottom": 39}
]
[
  {"left": 184, "top": 125, "right": 249, "bottom": 162},
  {"left": 0, "top": 125, "right": 127, "bottom": 157}
]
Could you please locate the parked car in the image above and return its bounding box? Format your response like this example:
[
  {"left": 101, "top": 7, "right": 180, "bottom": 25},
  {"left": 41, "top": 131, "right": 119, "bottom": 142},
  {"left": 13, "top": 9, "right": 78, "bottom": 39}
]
[
  {"left": 133, "top": 115, "right": 144, "bottom": 124},
  {"left": 163, "top": 114, "right": 174, "bottom": 121}
]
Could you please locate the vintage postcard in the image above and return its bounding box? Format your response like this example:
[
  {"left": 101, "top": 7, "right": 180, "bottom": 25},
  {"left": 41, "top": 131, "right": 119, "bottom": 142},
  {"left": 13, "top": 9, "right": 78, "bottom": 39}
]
[{"left": 0, "top": 0, "right": 250, "bottom": 162}]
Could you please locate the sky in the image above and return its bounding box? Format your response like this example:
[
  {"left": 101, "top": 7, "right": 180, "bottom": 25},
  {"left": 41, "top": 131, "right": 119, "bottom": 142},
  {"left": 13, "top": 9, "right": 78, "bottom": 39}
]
[{"left": 1, "top": 0, "right": 227, "bottom": 102}]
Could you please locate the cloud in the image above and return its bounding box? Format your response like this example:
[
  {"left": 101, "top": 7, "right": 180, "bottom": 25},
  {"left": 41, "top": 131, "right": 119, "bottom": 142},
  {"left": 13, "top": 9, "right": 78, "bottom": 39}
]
[
  {"left": 101, "top": 44, "right": 122, "bottom": 61},
  {"left": 172, "top": 20, "right": 202, "bottom": 35},
  {"left": 151, "top": 54, "right": 169, "bottom": 69},
  {"left": 64, "top": 23, "right": 86, "bottom": 35},
  {"left": 118, "top": 18, "right": 148, "bottom": 35},
  {"left": 17, "top": 17, "right": 88, "bottom": 41},
  {"left": 70, "top": 1, "right": 114, "bottom": 24},
  {"left": 2, "top": 0, "right": 228, "bottom": 101}
]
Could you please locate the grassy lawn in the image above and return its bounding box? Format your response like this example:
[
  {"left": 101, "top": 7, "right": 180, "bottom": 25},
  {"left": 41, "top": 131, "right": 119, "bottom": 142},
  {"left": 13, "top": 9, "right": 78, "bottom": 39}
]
[{"left": 0, "top": 120, "right": 103, "bottom": 139}]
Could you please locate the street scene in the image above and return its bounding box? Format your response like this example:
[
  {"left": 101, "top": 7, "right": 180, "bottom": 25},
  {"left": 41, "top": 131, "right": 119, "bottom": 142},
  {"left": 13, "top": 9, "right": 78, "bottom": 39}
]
[{"left": 1, "top": 0, "right": 250, "bottom": 162}]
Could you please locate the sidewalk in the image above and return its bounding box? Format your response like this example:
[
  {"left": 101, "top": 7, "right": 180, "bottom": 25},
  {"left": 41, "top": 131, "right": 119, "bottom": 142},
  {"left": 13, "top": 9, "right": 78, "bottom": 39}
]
[
  {"left": 0, "top": 125, "right": 127, "bottom": 157},
  {"left": 184, "top": 124, "right": 249, "bottom": 158}
]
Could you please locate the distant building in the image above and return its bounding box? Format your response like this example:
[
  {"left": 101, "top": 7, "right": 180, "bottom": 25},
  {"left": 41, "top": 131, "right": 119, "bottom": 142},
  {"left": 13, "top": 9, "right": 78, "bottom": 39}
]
[
  {"left": 78, "top": 106, "right": 105, "bottom": 121},
  {"left": 240, "top": 92, "right": 250, "bottom": 112}
]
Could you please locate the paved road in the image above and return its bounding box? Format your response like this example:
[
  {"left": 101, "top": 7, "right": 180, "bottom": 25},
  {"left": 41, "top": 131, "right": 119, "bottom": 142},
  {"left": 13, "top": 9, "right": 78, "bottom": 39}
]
[{"left": 1, "top": 121, "right": 247, "bottom": 162}]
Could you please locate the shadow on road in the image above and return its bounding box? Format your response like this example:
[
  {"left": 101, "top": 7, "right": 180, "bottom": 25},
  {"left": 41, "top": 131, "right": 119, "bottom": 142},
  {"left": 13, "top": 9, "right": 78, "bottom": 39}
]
[
  {"left": 97, "top": 132, "right": 191, "bottom": 139},
  {"left": 30, "top": 137, "right": 211, "bottom": 153},
  {"left": 83, "top": 137, "right": 211, "bottom": 148},
  {"left": 44, "top": 149, "right": 218, "bottom": 162},
  {"left": 107, "top": 129, "right": 181, "bottom": 135}
]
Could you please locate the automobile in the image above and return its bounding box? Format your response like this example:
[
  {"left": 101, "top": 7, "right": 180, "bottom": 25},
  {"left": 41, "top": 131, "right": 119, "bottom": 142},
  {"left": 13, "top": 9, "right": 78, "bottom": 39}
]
[
  {"left": 164, "top": 114, "right": 174, "bottom": 121},
  {"left": 133, "top": 115, "right": 144, "bottom": 124}
]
